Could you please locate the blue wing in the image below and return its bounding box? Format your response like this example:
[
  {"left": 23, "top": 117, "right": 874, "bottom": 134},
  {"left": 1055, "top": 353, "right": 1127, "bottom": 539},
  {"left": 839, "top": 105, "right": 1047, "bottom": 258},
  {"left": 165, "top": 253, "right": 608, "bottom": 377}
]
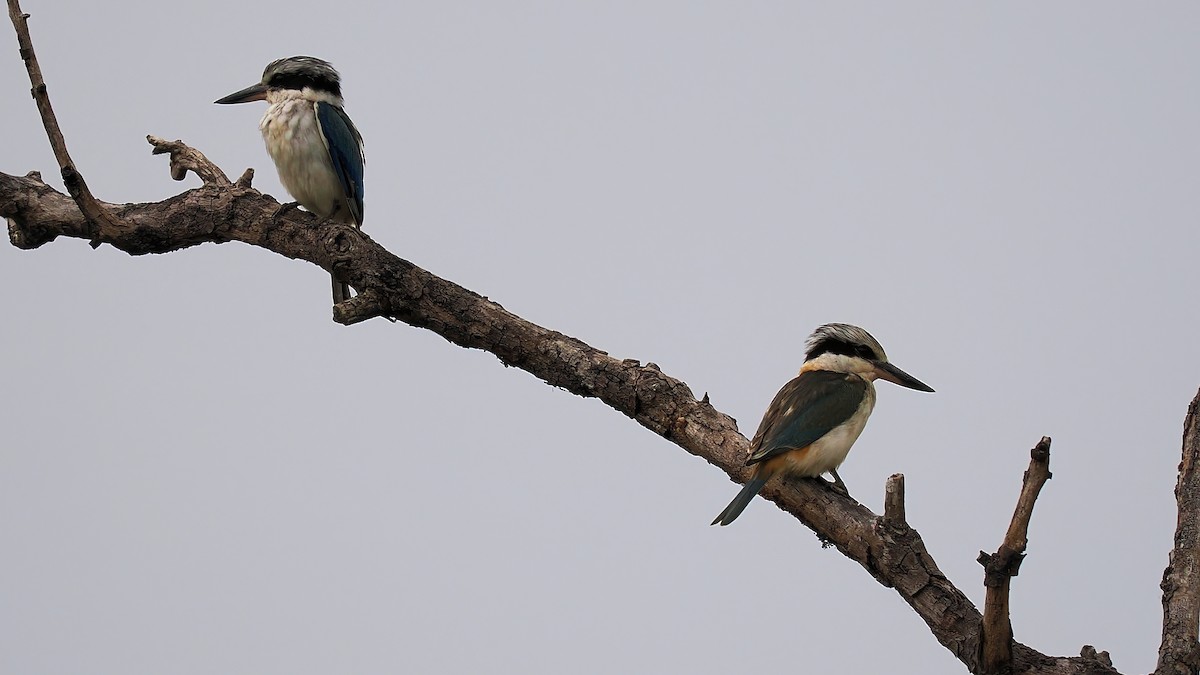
[
  {"left": 746, "top": 370, "right": 867, "bottom": 465},
  {"left": 316, "top": 101, "right": 365, "bottom": 226}
]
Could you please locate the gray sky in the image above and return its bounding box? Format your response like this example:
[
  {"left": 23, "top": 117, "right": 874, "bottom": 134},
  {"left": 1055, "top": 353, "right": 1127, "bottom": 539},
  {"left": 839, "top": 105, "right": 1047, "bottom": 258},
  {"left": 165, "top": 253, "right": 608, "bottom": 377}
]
[{"left": 2, "top": 2, "right": 1198, "bottom": 673}]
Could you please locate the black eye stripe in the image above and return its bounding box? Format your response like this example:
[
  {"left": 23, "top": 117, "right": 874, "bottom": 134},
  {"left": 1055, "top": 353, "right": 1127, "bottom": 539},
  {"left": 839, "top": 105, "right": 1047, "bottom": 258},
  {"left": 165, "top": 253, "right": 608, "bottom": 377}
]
[
  {"left": 266, "top": 72, "right": 341, "bottom": 97},
  {"left": 807, "top": 338, "right": 878, "bottom": 361}
]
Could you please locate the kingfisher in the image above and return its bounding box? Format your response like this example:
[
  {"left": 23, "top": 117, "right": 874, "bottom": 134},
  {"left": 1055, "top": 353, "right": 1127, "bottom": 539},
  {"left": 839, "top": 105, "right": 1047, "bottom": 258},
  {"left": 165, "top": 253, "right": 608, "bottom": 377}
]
[
  {"left": 215, "top": 56, "right": 365, "bottom": 303},
  {"left": 711, "top": 323, "right": 934, "bottom": 526}
]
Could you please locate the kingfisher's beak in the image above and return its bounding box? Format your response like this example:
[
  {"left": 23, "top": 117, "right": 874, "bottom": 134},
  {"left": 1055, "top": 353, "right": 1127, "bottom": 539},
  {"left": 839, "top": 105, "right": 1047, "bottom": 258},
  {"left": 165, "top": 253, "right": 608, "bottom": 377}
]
[
  {"left": 872, "top": 361, "right": 935, "bottom": 393},
  {"left": 215, "top": 83, "right": 268, "bottom": 105}
]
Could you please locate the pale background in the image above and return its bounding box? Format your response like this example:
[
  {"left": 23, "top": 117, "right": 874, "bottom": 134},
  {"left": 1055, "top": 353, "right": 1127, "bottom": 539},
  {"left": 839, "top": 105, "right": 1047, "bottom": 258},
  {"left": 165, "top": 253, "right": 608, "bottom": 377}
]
[{"left": 2, "top": 3, "right": 1197, "bottom": 673}]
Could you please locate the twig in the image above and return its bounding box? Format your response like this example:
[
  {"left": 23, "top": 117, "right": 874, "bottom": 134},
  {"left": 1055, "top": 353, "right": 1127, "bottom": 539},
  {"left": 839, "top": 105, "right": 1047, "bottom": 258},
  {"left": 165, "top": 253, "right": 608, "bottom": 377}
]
[
  {"left": 147, "top": 136, "right": 231, "bottom": 186},
  {"left": 7, "top": 0, "right": 126, "bottom": 244},
  {"left": 977, "top": 436, "right": 1053, "bottom": 674},
  {"left": 1155, "top": 389, "right": 1200, "bottom": 675},
  {"left": 882, "top": 473, "right": 907, "bottom": 529}
]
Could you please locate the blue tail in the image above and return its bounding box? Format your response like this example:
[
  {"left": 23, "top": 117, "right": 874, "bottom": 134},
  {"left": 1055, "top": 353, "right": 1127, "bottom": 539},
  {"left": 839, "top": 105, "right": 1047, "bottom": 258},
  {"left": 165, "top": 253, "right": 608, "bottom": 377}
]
[{"left": 711, "top": 478, "right": 768, "bottom": 526}]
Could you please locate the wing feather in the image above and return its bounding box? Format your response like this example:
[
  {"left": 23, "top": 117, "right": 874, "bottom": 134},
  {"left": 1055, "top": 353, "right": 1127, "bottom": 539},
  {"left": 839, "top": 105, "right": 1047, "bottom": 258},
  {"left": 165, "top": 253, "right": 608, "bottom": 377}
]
[
  {"left": 315, "top": 101, "right": 365, "bottom": 226},
  {"left": 746, "top": 370, "right": 867, "bottom": 465}
]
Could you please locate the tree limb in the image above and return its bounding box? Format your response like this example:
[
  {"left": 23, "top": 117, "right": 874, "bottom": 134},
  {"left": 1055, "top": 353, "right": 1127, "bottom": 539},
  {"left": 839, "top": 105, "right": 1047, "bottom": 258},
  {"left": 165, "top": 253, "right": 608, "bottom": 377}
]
[
  {"left": 0, "top": 154, "right": 1120, "bottom": 674},
  {"left": 1155, "top": 389, "right": 1200, "bottom": 675},
  {"left": 977, "top": 437, "right": 1054, "bottom": 674},
  {"left": 7, "top": 0, "right": 126, "bottom": 243}
]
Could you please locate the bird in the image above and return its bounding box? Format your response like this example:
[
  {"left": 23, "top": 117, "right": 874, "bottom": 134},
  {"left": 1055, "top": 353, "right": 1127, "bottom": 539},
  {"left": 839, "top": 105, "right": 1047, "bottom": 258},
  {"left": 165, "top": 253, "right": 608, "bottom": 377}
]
[
  {"left": 711, "top": 323, "right": 934, "bottom": 526},
  {"left": 215, "top": 56, "right": 365, "bottom": 304}
]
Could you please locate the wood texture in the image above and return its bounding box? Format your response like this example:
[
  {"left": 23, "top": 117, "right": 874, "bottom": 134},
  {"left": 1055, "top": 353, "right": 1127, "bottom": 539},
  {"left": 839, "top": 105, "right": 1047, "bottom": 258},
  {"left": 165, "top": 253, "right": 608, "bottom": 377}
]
[{"left": 1155, "top": 389, "right": 1200, "bottom": 675}]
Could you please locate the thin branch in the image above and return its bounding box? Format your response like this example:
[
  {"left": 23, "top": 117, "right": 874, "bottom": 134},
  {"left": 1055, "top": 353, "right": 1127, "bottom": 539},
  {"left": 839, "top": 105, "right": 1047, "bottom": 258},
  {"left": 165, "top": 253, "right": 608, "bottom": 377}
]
[
  {"left": 1155, "top": 389, "right": 1200, "bottom": 675},
  {"left": 977, "top": 437, "right": 1054, "bottom": 674},
  {"left": 7, "top": 0, "right": 127, "bottom": 244},
  {"left": 147, "top": 136, "right": 231, "bottom": 186}
]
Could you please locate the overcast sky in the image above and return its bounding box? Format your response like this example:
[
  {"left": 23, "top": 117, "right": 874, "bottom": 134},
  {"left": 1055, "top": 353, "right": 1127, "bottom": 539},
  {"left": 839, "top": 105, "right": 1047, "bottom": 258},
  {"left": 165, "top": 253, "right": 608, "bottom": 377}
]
[{"left": 3, "top": 3, "right": 1198, "bottom": 673}]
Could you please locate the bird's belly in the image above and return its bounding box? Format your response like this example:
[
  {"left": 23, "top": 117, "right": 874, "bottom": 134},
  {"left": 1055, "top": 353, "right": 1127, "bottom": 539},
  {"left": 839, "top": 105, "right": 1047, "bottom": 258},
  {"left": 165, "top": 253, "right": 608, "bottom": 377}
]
[
  {"left": 805, "top": 416, "right": 869, "bottom": 473},
  {"left": 260, "top": 103, "right": 345, "bottom": 220},
  {"left": 777, "top": 393, "right": 875, "bottom": 477}
]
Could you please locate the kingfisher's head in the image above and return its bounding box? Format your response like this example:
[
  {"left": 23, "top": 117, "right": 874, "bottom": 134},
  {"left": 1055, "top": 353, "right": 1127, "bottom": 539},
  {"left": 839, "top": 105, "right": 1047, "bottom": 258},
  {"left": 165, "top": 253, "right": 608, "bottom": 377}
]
[
  {"left": 215, "top": 56, "right": 343, "bottom": 105},
  {"left": 803, "top": 323, "right": 934, "bottom": 392}
]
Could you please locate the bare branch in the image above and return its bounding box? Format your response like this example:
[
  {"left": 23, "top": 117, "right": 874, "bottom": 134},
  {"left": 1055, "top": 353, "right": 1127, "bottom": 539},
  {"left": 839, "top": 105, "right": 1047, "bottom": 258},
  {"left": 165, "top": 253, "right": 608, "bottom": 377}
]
[
  {"left": 0, "top": 155, "right": 1127, "bottom": 673},
  {"left": 147, "top": 136, "right": 231, "bottom": 186},
  {"left": 7, "top": 0, "right": 126, "bottom": 243},
  {"left": 883, "top": 473, "right": 907, "bottom": 529},
  {"left": 1155, "top": 389, "right": 1200, "bottom": 675},
  {"left": 977, "top": 437, "right": 1054, "bottom": 674}
]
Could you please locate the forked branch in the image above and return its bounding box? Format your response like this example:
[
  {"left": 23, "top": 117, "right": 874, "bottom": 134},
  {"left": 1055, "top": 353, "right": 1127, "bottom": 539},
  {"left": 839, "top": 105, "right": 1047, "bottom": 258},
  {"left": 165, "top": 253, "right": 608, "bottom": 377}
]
[{"left": 977, "top": 437, "right": 1054, "bottom": 674}]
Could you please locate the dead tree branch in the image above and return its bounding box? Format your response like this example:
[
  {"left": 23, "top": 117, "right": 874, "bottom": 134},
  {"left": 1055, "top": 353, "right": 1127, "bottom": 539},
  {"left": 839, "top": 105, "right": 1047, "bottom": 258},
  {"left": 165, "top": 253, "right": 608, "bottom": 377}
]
[
  {"left": 0, "top": 157, "right": 1122, "bottom": 675},
  {"left": 977, "top": 437, "right": 1054, "bottom": 674},
  {"left": 147, "top": 135, "right": 233, "bottom": 186},
  {"left": 7, "top": 0, "right": 126, "bottom": 243},
  {"left": 1155, "top": 389, "right": 1200, "bottom": 675},
  {"left": 883, "top": 473, "right": 907, "bottom": 529}
]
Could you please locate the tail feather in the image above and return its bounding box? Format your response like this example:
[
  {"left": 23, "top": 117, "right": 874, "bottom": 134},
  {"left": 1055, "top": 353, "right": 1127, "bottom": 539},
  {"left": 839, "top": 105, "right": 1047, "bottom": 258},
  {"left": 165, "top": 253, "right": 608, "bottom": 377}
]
[{"left": 711, "top": 477, "right": 768, "bottom": 526}]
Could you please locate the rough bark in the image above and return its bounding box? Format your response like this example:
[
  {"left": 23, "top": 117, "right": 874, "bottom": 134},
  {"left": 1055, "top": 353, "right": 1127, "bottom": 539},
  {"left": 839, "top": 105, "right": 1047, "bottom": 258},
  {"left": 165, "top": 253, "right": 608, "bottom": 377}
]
[
  {"left": 978, "top": 438, "right": 1054, "bottom": 675},
  {"left": 1155, "top": 389, "right": 1200, "bottom": 675}
]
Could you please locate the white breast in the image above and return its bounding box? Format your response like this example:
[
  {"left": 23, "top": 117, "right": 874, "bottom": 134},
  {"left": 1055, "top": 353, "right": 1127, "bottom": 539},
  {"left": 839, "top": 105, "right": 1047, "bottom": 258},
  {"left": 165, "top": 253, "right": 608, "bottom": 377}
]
[
  {"left": 259, "top": 99, "right": 346, "bottom": 221},
  {"left": 777, "top": 381, "right": 877, "bottom": 477}
]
